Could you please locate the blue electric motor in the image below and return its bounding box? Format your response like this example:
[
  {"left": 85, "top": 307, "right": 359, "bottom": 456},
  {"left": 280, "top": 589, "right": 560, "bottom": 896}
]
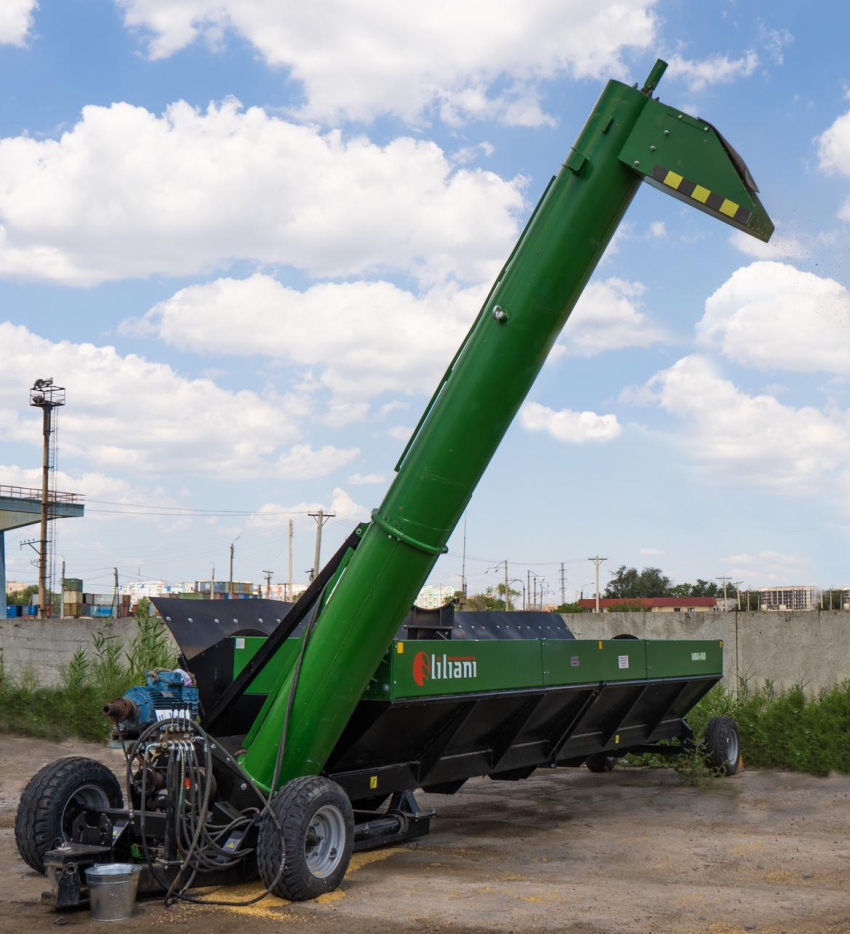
[{"left": 104, "top": 669, "right": 199, "bottom": 734}]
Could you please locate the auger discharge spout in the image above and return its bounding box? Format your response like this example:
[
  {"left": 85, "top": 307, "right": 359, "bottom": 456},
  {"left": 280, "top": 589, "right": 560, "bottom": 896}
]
[{"left": 240, "top": 60, "right": 773, "bottom": 789}]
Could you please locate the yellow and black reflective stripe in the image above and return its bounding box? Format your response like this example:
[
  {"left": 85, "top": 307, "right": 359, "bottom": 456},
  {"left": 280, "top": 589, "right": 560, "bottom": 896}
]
[{"left": 649, "top": 165, "right": 752, "bottom": 225}]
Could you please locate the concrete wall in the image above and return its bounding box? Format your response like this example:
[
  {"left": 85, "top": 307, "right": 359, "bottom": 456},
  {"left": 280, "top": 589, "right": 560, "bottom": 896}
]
[
  {"left": 0, "top": 617, "right": 178, "bottom": 687},
  {"left": 564, "top": 610, "right": 850, "bottom": 692},
  {"left": 0, "top": 611, "right": 848, "bottom": 693}
]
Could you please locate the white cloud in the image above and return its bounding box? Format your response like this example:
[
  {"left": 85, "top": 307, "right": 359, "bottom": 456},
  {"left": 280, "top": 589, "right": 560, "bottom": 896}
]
[
  {"left": 520, "top": 401, "right": 622, "bottom": 443},
  {"left": 728, "top": 230, "right": 808, "bottom": 261},
  {"left": 697, "top": 262, "right": 850, "bottom": 373},
  {"left": 640, "top": 547, "right": 664, "bottom": 556},
  {"left": 0, "top": 321, "right": 361, "bottom": 480},
  {"left": 557, "top": 277, "right": 666, "bottom": 356},
  {"left": 649, "top": 221, "right": 666, "bottom": 239},
  {"left": 0, "top": 464, "right": 173, "bottom": 521},
  {"left": 348, "top": 472, "right": 388, "bottom": 486},
  {"left": 817, "top": 108, "right": 850, "bottom": 220},
  {"left": 115, "top": 0, "right": 659, "bottom": 125},
  {"left": 132, "top": 274, "right": 484, "bottom": 400},
  {"left": 718, "top": 550, "right": 806, "bottom": 585},
  {"left": 0, "top": 99, "right": 524, "bottom": 286},
  {"left": 0, "top": 0, "right": 37, "bottom": 46},
  {"left": 667, "top": 51, "right": 758, "bottom": 92},
  {"left": 757, "top": 26, "right": 793, "bottom": 66},
  {"left": 387, "top": 425, "right": 413, "bottom": 442},
  {"left": 274, "top": 444, "right": 359, "bottom": 480},
  {"left": 246, "top": 488, "right": 369, "bottom": 530},
  {"left": 629, "top": 354, "right": 850, "bottom": 498}
]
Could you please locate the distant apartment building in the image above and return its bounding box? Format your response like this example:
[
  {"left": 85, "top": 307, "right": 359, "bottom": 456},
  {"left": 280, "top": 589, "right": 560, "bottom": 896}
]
[
  {"left": 122, "top": 580, "right": 183, "bottom": 600},
  {"left": 758, "top": 586, "right": 819, "bottom": 611},
  {"left": 577, "top": 597, "right": 717, "bottom": 613},
  {"left": 416, "top": 583, "right": 457, "bottom": 609},
  {"left": 5, "top": 580, "right": 30, "bottom": 594}
]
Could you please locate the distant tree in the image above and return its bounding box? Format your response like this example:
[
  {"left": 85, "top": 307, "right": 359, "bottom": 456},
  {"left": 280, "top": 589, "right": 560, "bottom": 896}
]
[
  {"left": 605, "top": 566, "right": 671, "bottom": 599},
  {"left": 7, "top": 585, "right": 37, "bottom": 606},
  {"left": 670, "top": 578, "right": 722, "bottom": 598},
  {"left": 553, "top": 602, "right": 585, "bottom": 614},
  {"left": 465, "top": 587, "right": 504, "bottom": 611}
]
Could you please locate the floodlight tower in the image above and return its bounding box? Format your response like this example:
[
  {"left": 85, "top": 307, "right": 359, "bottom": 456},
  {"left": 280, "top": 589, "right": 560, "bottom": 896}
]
[{"left": 29, "top": 379, "right": 65, "bottom": 619}]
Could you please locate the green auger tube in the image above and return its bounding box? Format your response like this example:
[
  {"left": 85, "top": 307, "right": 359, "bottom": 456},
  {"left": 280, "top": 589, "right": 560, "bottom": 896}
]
[{"left": 240, "top": 59, "right": 773, "bottom": 789}]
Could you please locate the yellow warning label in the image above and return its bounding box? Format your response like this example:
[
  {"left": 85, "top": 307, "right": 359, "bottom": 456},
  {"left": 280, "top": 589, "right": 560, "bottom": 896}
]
[
  {"left": 663, "top": 170, "right": 683, "bottom": 189},
  {"left": 598, "top": 640, "right": 603, "bottom": 649},
  {"left": 720, "top": 198, "right": 739, "bottom": 217},
  {"left": 369, "top": 775, "right": 378, "bottom": 789},
  {"left": 691, "top": 184, "right": 710, "bottom": 203},
  {"left": 397, "top": 642, "right": 404, "bottom": 654},
  {"left": 615, "top": 734, "right": 620, "bottom": 744}
]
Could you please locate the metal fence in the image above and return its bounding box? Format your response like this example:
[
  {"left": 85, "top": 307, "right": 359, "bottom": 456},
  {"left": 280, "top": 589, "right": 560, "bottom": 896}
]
[{"left": 0, "top": 484, "right": 84, "bottom": 504}]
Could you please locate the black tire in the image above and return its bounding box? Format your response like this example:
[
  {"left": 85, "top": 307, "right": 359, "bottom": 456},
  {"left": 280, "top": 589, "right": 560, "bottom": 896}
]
[
  {"left": 585, "top": 753, "right": 618, "bottom": 773},
  {"left": 704, "top": 715, "right": 741, "bottom": 776},
  {"left": 257, "top": 776, "right": 354, "bottom": 901},
  {"left": 15, "top": 757, "right": 123, "bottom": 874}
]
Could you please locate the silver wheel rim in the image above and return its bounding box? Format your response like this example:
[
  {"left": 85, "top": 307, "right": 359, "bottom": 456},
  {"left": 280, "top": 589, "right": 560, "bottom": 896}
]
[
  {"left": 726, "top": 730, "right": 739, "bottom": 766},
  {"left": 60, "top": 783, "right": 110, "bottom": 839},
  {"left": 305, "top": 804, "right": 345, "bottom": 879}
]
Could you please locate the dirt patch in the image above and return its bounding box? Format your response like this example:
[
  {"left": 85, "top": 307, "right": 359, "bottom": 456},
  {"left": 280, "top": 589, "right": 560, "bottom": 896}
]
[{"left": 1, "top": 735, "right": 849, "bottom": 933}]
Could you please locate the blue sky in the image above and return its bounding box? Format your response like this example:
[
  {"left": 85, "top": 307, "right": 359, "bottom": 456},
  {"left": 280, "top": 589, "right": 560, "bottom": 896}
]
[{"left": 1, "top": 0, "right": 849, "bottom": 600}]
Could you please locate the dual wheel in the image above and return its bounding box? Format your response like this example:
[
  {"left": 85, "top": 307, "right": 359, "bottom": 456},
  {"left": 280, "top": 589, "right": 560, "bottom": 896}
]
[{"left": 584, "top": 715, "right": 742, "bottom": 777}]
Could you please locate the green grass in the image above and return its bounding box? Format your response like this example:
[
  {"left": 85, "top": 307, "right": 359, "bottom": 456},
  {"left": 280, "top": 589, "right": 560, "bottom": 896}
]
[
  {"left": 0, "top": 603, "right": 177, "bottom": 742},
  {"left": 626, "top": 678, "right": 850, "bottom": 778},
  {"left": 687, "top": 678, "right": 850, "bottom": 776}
]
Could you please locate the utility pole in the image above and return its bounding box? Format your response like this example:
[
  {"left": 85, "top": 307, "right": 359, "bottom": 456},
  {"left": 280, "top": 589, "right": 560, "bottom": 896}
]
[
  {"left": 112, "top": 567, "right": 119, "bottom": 619},
  {"left": 308, "top": 509, "right": 334, "bottom": 580},
  {"left": 588, "top": 556, "right": 606, "bottom": 614},
  {"left": 733, "top": 580, "right": 743, "bottom": 611},
  {"left": 287, "top": 519, "right": 294, "bottom": 601},
  {"left": 559, "top": 562, "right": 566, "bottom": 605},
  {"left": 504, "top": 560, "right": 510, "bottom": 611},
  {"left": 29, "top": 378, "right": 65, "bottom": 619},
  {"left": 229, "top": 535, "right": 240, "bottom": 598},
  {"left": 461, "top": 514, "right": 468, "bottom": 598},
  {"left": 263, "top": 569, "right": 273, "bottom": 599},
  {"left": 716, "top": 575, "right": 732, "bottom": 608},
  {"left": 210, "top": 564, "right": 215, "bottom": 600}
]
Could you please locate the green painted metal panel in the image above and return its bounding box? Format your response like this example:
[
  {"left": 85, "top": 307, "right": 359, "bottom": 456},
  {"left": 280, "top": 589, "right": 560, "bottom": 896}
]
[
  {"left": 619, "top": 97, "right": 773, "bottom": 241},
  {"left": 387, "top": 639, "right": 543, "bottom": 699},
  {"left": 645, "top": 639, "right": 723, "bottom": 679},
  {"left": 542, "top": 639, "right": 647, "bottom": 686},
  {"left": 233, "top": 636, "right": 302, "bottom": 695}
]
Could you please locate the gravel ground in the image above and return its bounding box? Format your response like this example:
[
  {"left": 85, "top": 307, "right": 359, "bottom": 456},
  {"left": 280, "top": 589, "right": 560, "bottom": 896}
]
[{"left": 1, "top": 734, "right": 849, "bottom": 934}]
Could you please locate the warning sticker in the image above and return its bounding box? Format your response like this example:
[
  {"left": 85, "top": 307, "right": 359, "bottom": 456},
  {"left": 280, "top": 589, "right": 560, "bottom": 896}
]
[
  {"left": 617, "top": 655, "right": 629, "bottom": 670},
  {"left": 235, "top": 637, "right": 245, "bottom": 650},
  {"left": 570, "top": 656, "right": 580, "bottom": 667}
]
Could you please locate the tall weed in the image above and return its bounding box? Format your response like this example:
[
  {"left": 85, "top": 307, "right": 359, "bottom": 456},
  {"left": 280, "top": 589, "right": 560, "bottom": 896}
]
[{"left": 0, "top": 608, "right": 177, "bottom": 742}]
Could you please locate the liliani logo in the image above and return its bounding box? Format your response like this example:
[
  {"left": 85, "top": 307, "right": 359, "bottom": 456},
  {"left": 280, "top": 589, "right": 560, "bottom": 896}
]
[{"left": 413, "top": 650, "right": 477, "bottom": 687}]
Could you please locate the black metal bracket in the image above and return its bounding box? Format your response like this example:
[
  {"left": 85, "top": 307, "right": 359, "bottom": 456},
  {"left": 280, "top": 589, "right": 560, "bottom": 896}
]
[
  {"left": 547, "top": 687, "right": 601, "bottom": 763},
  {"left": 203, "top": 528, "right": 362, "bottom": 733}
]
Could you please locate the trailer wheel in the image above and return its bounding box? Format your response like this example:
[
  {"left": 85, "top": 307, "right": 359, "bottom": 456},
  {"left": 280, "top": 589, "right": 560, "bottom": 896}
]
[
  {"left": 14, "top": 757, "right": 123, "bottom": 874},
  {"left": 258, "top": 776, "right": 354, "bottom": 901},
  {"left": 704, "top": 715, "right": 741, "bottom": 775},
  {"left": 585, "top": 753, "right": 618, "bottom": 773}
]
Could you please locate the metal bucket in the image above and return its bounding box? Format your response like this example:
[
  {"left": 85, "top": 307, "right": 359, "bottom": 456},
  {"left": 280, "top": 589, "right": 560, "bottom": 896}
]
[{"left": 85, "top": 864, "right": 143, "bottom": 922}]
